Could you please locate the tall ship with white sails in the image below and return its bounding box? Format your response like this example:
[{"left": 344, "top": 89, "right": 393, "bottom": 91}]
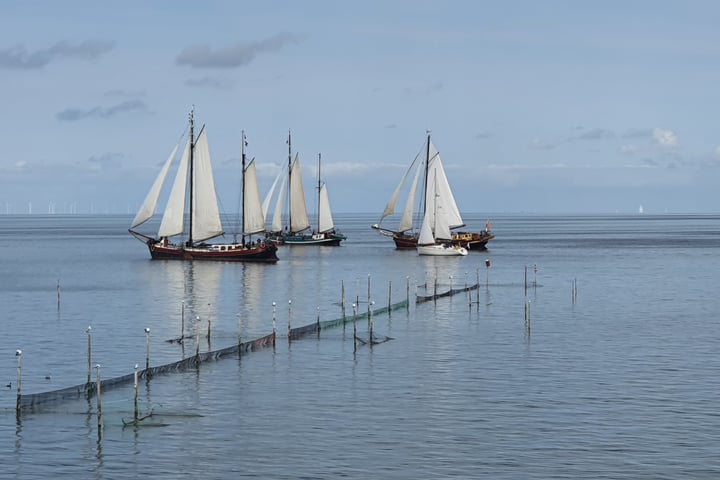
[
  {"left": 264, "top": 131, "right": 346, "bottom": 246},
  {"left": 372, "top": 133, "right": 494, "bottom": 250},
  {"left": 128, "top": 109, "right": 278, "bottom": 262}
]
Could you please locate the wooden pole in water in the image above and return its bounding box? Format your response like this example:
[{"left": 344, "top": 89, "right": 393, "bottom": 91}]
[
  {"left": 144, "top": 328, "right": 151, "bottom": 371},
  {"left": 86, "top": 326, "right": 92, "bottom": 387},
  {"left": 476, "top": 269, "right": 480, "bottom": 310},
  {"left": 406, "top": 276, "right": 410, "bottom": 310},
  {"left": 485, "top": 259, "right": 490, "bottom": 288},
  {"left": 288, "top": 300, "right": 292, "bottom": 343},
  {"left": 341, "top": 280, "right": 346, "bottom": 319},
  {"left": 388, "top": 281, "right": 392, "bottom": 311},
  {"left": 95, "top": 364, "right": 102, "bottom": 431},
  {"left": 352, "top": 303, "right": 357, "bottom": 352},
  {"left": 369, "top": 301, "right": 375, "bottom": 343},
  {"left": 367, "top": 274, "right": 371, "bottom": 315},
  {"left": 57, "top": 279, "right": 60, "bottom": 310},
  {"left": 449, "top": 275, "right": 453, "bottom": 293},
  {"left": 272, "top": 302, "right": 277, "bottom": 347},
  {"left": 195, "top": 317, "right": 200, "bottom": 357},
  {"left": 525, "top": 299, "right": 531, "bottom": 333},
  {"left": 181, "top": 301, "right": 185, "bottom": 341},
  {"left": 133, "top": 364, "right": 139, "bottom": 421},
  {"left": 524, "top": 265, "right": 528, "bottom": 296},
  {"left": 316, "top": 306, "right": 321, "bottom": 335},
  {"left": 15, "top": 350, "right": 21, "bottom": 414}
]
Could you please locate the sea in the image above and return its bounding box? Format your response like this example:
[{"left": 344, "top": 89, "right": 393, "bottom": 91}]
[{"left": 0, "top": 212, "right": 719, "bottom": 479}]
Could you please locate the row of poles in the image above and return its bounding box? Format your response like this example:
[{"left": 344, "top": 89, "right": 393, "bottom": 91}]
[{"left": 26, "top": 267, "right": 577, "bottom": 419}]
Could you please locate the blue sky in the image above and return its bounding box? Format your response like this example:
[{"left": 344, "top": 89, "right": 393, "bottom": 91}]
[{"left": 1, "top": 1, "right": 719, "bottom": 215}]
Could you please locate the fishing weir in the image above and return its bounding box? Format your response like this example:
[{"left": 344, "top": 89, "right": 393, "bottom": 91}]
[{"left": 11, "top": 269, "right": 550, "bottom": 418}]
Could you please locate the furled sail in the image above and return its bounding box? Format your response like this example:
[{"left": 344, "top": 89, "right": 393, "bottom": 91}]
[
  {"left": 158, "top": 138, "right": 190, "bottom": 238},
  {"left": 190, "top": 128, "right": 224, "bottom": 242},
  {"left": 289, "top": 154, "right": 310, "bottom": 233},
  {"left": 243, "top": 159, "right": 266, "bottom": 235},
  {"left": 131, "top": 143, "right": 179, "bottom": 229},
  {"left": 318, "top": 184, "right": 335, "bottom": 233}
]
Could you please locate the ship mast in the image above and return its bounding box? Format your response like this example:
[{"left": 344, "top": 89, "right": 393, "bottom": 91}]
[
  {"left": 241, "top": 130, "right": 247, "bottom": 246},
  {"left": 422, "top": 130, "right": 431, "bottom": 222},
  {"left": 317, "top": 153, "right": 322, "bottom": 233},
  {"left": 287, "top": 129, "right": 292, "bottom": 235},
  {"left": 187, "top": 108, "right": 195, "bottom": 247}
]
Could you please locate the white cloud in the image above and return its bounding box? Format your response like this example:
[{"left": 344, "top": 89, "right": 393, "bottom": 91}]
[
  {"left": 653, "top": 128, "right": 678, "bottom": 148},
  {"left": 528, "top": 138, "right": 555, "bottom": 150}
]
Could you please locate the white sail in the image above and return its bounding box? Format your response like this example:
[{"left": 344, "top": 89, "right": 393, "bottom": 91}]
[
  {"left": 158, "top": 138, "right": 190, "bottom": 238},
  {"left": 318, "top": 184, "right": 335, "bottom": 233},
  {"left": 425, "top": 141, "right": 464, "bottom": 230},
  {"left": 380, "top": 156, "right": 417, "bottom": 221},
  {"left": 417, "top": 210, "right": 434, "bottom": 245},
  {"left": 399, "top": 158, "right": 424, "bottom": 233},
  {"left": 131, "top": 143, "right": 180, "bottom": 229},
  {"left": 243, "top": 159, "right": 266, "bottom": 235},
  {"left": 434, "top": 191, "right": 453, "bottom": 241},
  {"left": 262, "top": 166, "right": 283, "bottom": 221},
  {"left": 289, "top": 154, "right": 310, "bottom": 233},
  {"left": 191, "top": 128, "right": 224, "bottom": 242},
  {"left": 271, "top": 174, "right": 287, "bottom": 233}
]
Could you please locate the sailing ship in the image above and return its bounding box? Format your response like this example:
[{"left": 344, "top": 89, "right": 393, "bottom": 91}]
[
  {"left": 371, "top": 133, "right": 494, "bottom": 250},
  {"left": 264, "top": 131, "right": 346, "bottom": 246},
  {"left": 128, "top": 109, "right": 279, "bottom": 262},
  {"left": 416, "top": 169, "right": 468, "bottom": 256}
]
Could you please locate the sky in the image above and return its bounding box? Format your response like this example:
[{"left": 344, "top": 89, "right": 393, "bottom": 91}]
[{"left": 1, "top": 0, "right": 720, "bottom": 217}]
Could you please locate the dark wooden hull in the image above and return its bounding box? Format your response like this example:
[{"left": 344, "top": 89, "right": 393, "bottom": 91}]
[
  {"left": 266, "top": 231, "right": 346, "bottom": 246},
  {"left": 393, "top": 231, "right": 494, "bottom": 251},
  {"left": 148, "top": 241, "right": 278, "bottom": 262}
]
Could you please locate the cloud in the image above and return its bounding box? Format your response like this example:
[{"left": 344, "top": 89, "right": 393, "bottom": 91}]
[
  {"left": 621, "top": 128, "right": 654, "bottom": 139},
  {"left": 475, "top": 132, "right": 492, "bottom": 139},
  {"left": 87, "top": 152, "right": 123, "bottom": 171},
  {"left": 176, "top": 33, "right": 306, "bottom": 69},
  {"left": 0, "top": 40, "right": 114, "bottom": 69},
  {"left": 570, "top": 128, "right": 614, "bottom": 140},
  {"left": 56, "top": 99, "right": 149, "bottom": 122},
  {"left": 653, "top": 128, "right": 678, "bottom": 148},
  {"left": 185, "top": 76, "right": 234, "bottom": 90},
  {"left": 528, "top": 138, "right": 555, "bottom": 150},
  {"left": 620, "top": 145, "right": 639, "bottom": 155}
]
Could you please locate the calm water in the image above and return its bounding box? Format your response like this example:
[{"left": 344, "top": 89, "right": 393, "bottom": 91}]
[{"left": 1, "top": 213, "right": 719, "bottom": 479}]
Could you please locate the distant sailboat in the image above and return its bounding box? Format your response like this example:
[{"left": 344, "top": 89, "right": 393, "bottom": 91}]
[
  {"left": 128, "top": 109, "right": 278, "bottom": 262},
  {"left": 265, "top": 131, "right": 346, "bottom": 246},
  {"left": 372, "top": 133, "right": 493, "bottom": 250}
]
